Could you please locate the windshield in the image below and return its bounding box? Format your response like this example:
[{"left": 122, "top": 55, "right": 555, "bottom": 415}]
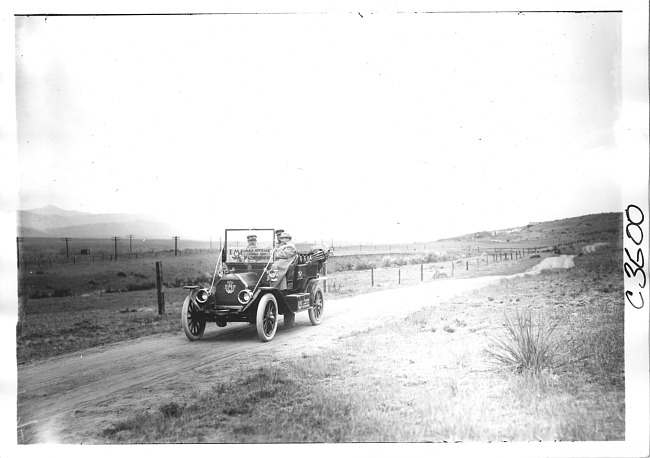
[{"left": 225, "top": 229, "right": 275, "bottom": 263}]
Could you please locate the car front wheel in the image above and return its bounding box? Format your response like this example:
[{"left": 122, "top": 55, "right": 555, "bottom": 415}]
[
  {"left": 256, "top": 293, "right": 278, "bottom": 342},
  {"left": 181, "top": 295, "right": 206, "bottom": 341}
]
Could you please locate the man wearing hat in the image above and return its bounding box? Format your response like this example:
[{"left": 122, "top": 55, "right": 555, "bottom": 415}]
[
  {"left": 271, "top": 232, "right": 297, "bottom": 289},
  {"left": 275, "top": 229, "right": 285, "bottom": 244},
  {"left": 246, "top": 234, "right": 258, "bottom": 248}
]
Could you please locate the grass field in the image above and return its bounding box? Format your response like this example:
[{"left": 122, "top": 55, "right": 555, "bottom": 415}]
[
  {"left": 16, "top": 237, "right": 567, "bottom": 364},
  {"left": 97, "top": 245, "right": 624, "bottom": 442},
  {"left": 15, "top": 222, "right": 611, "bottom": 365},
  {"left": 15, "top": 212, "right": 625, "bottom": 442}
]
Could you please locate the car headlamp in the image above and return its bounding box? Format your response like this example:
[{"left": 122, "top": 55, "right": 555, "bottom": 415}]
[
  {"left": 196, "top": 288, "right": 209, "bottom": 304},
  {"left": 238, "top": 289, "right": 253, "bottom": 304}
]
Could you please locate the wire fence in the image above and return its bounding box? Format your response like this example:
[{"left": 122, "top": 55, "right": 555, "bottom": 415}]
[{"left": 16, "top": 237, "right": 591, "bottom": 271}]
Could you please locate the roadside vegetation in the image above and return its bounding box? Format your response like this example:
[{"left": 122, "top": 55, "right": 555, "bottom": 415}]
[
  {"left": 16, "top": 242, "right": 550, "bottom": 363},
  {"left": 97, "top": 245, "right": 623, "bottom": 443}
]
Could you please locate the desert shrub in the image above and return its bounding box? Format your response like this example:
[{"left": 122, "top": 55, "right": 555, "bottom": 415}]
[
  {"left": 126, "top": 282, "right": 157, "bottom": 292},
  {"left": 158, "top": 402, "right": 184, "bottom": 419},
  {"left": 29, "top": 291, "right": 50, "bottom": 299},
  {"left": 337, "top": 262, "right": 354, "bottom": 272},
  {"left": 116, "top": 272, "right": 127, "bottom": 277},
  {"left": 485, "top": 309, "right": 561, "bottom": 374},
  {"left": 354, "top": 261, "right": 376, "bottom": 271},
  {"left": 51, "top": 288, "right": 72, "bottom": 298}
]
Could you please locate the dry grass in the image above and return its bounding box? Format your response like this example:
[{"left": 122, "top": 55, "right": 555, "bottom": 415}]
[
  {"left": 96, "top": 246, "right": 624, "bottom": 443},
  {"left": 16, "top": 247, "right": 545, "bottom": 363}
]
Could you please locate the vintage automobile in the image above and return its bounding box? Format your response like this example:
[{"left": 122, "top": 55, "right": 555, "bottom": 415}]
[{"left": 181, "top": 228, "right": 329, "bottom": 342}]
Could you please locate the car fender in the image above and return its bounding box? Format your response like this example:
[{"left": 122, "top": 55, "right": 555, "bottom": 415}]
[
  {"left": 305, "top": 279, "right": 325, "bottom": 307},
  {"left": 249, "top": 287, "right": 290, "bottom": 315}
]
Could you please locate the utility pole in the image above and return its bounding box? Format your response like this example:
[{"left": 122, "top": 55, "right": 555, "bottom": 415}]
[
  {"left": 111, "top": 236, "right": 120, "bottom": 260},
  {"left": 173, "top": 236, "right": 180, "bottom": 256},
  {"left": 61, "top": 237, "right": 71, "bottom": 258},
  {"left": 16, "top": 237, "right": 23, "bottom": 268}
]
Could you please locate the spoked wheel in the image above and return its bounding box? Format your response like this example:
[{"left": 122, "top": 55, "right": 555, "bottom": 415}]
[
  {"left": 256, "top": 294, "right": 278, "bottom": 342},
  {"left": 308, "top": 288, "right": 324, "bottom": 326},
  {"left": 181, "top": 295, "right": 206, "bottom": 341}
]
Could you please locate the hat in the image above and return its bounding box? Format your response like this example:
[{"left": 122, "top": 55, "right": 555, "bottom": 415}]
[
  {"left": 279, "top": 232, "right": 292, "bottom": 239},
  {"left": 247, "top": 234, "right": 257, "bottom": 240},
  {"left": 275, "top": 229, "right": 284, "bottom": 234}
]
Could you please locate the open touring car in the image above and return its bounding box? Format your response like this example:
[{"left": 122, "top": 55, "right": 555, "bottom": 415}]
[{"left": 181, "top": 228, "right": 329, "bottom": 342}]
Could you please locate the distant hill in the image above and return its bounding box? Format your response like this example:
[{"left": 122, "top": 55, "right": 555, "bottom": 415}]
[
  {"left": 439, "top": 212, "right": 621, "bottom": 245},
  {"left": 18, "top": 206, "right": 184, "bottom": 239}
]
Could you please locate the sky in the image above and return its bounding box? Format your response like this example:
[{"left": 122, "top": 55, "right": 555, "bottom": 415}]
[{"left": 13, "top": 11, "right": 630, "bottom": 242}]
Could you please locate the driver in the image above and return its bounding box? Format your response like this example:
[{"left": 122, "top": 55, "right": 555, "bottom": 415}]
[{"left": 270, "top": 232, "right": 297, "bottom": 289}]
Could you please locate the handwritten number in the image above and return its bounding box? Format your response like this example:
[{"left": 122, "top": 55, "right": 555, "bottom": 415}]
[
  {"left": 625, "top": 204, "right": 644, "bottom": 246},
  {"left": 626, "top": 290, "right": 644, "bottom": 309},
  {"left": 625, "top": 204, "right": 645, "bottom": 309},
  {"left": 624, "top": 248, "right": 647, "bottom": 288}
]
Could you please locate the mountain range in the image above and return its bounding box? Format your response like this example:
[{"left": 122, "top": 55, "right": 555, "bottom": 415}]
[{"left": 18, "top": 206, "right": 185, "bottom": 239}]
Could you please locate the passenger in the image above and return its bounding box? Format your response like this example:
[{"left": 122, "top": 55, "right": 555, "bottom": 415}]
[
  {"left": 247, "top": 234, "right": 258, "bottom": 248},
  {"left": 275, "top": 229, "right": 285, "bottom": 245},
  {"left": 271, "top": 232, "right": 297, "bottom": 289}
]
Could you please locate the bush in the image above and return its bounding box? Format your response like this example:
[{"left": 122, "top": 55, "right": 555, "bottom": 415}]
[
  {"left": 485, "top": 309, "right": 561, "bottom": 374},
  {"left": 116, "top": 272, "right": 127, "bottom": 277},
  {"left": 29, "top": 291, "right": 50, "bottom": 299},
  {"left": 126, "top": 282, "right": 157, "bottom": 292},
  {"left": 354, "top": 261, "right": 376, "bottom": 271},
  {"left": 158, "top": 402, "right": 184, "bottom": 418},
  {"left": 51, "top": 288, "right": 72, "bottom": 298}
]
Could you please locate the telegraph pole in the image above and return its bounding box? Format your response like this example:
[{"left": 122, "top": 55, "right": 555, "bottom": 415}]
[
  {"left": 173, "top": 236, "right": 180, "bottom": 256},
  {"left": 61, "top": 237, "right": 71, "bottom": 257},
  {"left": 111, "top": 236, "right": 120, "bottom": 260}
]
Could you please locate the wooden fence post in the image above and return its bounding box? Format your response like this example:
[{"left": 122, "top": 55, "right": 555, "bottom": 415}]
[
  {"left": 17, "top": 295, "right": 27, "bottom": 336},
  {"left": 156, "top": 261, "right": 165, "bottom": 315},
  {"left": 466, "top": 261, "right": 469, "bottom": 270},
  {"left": 398, "top": 269, "right": 401, "bottom": 284},
  {"left": 420, "top": 264, "right": 423, "bottom": 281},
  {"left": 451, "top": 262, "right": 454, "bottom": 276},
  {"left": 371, "top": 268, "right": 374, "bottom": 287}
]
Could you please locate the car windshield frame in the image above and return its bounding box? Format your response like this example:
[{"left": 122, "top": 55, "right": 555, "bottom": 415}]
[{"left": 224, "top": 228, "right": 276, "bottom": 264}]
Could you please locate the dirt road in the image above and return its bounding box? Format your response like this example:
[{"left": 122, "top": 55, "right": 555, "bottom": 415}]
[{"left": 17, "top": 255, "right": 575, "bottom": 444}]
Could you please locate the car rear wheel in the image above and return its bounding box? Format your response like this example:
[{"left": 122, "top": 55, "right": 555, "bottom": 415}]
[
  {"left": 308, "top": 288, "right": 324, "bottom": 326},
  {"left": 181, "top": 295, "right": 206, "bottom": 340},
  {"left": 256, "top": 294, "right": 278, "bottom": 342}
]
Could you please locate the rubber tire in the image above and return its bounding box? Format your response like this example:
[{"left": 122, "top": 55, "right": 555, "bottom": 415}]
[
  {"left": 256, "top": 293, "right": 278, "bottom": 342},
  {"left": 308, "top": 288, "right": 324, "bottom": 326},
  {"left": 181, "top": 295, "right": 206, "bottom": 341},
  {"left": 284, "top": 311, "right": 296, "bottom": 329}
]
